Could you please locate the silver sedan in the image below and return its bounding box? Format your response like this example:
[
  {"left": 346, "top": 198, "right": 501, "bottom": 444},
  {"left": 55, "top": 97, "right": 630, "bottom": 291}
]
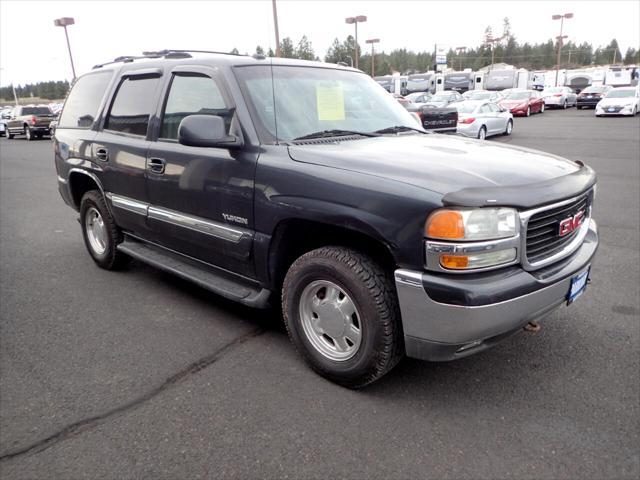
[
  {"left": 542, "top": 86, "right": 578, "bottom": 109},
  {"left": 455, "top": 100, "right": 514, "bottom": 140}
]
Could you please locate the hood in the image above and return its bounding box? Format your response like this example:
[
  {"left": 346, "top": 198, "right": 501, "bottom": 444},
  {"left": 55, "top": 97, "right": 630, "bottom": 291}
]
[
  {"left": 597, "top": 97, "right": 636, "bottom": 107},
  {"left": 288, "top": 134, "right": 580, "bottom": 197},
  {"left": 500, "top": 99, "right": 528, "bottom": 107}
]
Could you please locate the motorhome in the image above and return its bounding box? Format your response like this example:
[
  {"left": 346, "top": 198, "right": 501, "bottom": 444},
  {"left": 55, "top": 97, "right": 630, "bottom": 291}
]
[
  {"left": 485, "top": 68, "right": 531, "bottom": 90},
  {"left": 605, "top": 66, "right": 633, "bottom": 87},
  {"left": 444, "top": 71, "right": 475, "bottom": 93},
  {"left": 374, "top": 75, "right": 393, "bottom": 93},
  {"left": 406, "top": 73, "right": 435, "bottom": 94}
]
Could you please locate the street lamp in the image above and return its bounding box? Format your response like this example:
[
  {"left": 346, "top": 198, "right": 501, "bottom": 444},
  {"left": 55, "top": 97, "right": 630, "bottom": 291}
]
[
  {"left": 455, "top": 46, "right": 467, "bottom": 71},
  {"left": 552, "top": 13, "right": 573, "bottom": 86},
  {"left": 345, "top": 15, "right": 367, "bottom": 70},
  {"left": 366, "top": 38, "right": 380, "bottom": 76},
  {"left": 54, "top": 17, "right": 77, "bottom": 79}
]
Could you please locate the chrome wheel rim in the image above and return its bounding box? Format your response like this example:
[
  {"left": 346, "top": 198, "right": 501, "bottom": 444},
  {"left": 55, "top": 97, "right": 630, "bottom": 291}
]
[
  {"left": 506, "top": 121, "right": 513, "bottom": 134},
  {"left": 526, "top": 107, "right": 530, "bottom": 117},
  {"left": 541, "top": 104, "right": 545, "bottom": 112},
  {"left": 478, "top": 128, "right": 486, "bottom": 140},
  {"left": 299, "top": 280, "right": 362, "bottom": 361},
  {"left": 85, "top": 207, "right": 107, "bottom": 255},
  {"left": 25, "top": 128, "right": 31, "bottom": 139}
]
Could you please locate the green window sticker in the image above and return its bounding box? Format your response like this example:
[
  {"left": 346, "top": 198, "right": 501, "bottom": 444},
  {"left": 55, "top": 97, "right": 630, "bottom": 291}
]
[{"left": 316, "top": 84, "right": 345, "bottom": 121}]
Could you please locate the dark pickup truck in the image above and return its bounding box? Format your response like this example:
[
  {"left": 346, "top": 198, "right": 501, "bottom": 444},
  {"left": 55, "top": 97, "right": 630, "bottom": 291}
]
[
  {"left": 5, "top": 105, "right": 55, "bottom": 140},
  {"left": 54, "top": 50, "right": 598, "bottom": 388}
]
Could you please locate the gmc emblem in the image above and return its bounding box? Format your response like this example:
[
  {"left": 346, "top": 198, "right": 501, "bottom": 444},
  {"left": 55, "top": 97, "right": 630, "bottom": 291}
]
[{"left": 558, "top": 210, "right": 585, "bottom": 237}]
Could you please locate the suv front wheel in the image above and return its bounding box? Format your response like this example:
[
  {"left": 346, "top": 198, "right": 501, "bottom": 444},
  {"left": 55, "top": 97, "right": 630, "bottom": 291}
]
[
  {"left": 282, "top": 246, "right": 403, "bottom": 388},
  {"left": 80, "top": 190, "right": 129, "bottom": 270}
]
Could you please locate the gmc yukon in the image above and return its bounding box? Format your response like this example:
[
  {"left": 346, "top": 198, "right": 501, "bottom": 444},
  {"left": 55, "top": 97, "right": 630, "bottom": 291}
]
[{"left": 54, "top": 50, "right": 598, "bottom": 387}]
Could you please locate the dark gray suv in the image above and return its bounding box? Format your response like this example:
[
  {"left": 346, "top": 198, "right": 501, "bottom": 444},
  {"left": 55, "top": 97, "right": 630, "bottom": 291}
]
[{"left": 54, "top": 50, "right": 598, "bottom": 387}]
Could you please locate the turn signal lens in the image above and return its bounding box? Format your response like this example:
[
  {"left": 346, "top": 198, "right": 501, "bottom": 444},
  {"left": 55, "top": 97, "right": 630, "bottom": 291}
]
[
  {"left": 439, "top": 248, "right": 517, "bottom": 270},
  {"left": 440, "top": 255, "right": 470, "bottom": 269},
  {"left": 426, "top": 210, "right": 464, "bottom": 239}
]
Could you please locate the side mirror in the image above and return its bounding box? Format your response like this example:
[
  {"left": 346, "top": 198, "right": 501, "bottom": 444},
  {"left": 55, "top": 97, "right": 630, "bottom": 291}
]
[{"left": 178, "top": 115, "right": 243, "bottom": 149}]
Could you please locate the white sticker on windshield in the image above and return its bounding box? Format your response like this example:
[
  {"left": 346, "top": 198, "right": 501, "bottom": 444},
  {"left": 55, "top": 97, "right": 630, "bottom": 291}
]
[{"left": 316, "top": 84, "right": 345, "bottom": 121}]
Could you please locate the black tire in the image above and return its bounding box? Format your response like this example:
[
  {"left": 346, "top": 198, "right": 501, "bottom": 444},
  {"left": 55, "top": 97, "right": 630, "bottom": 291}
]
[
  {"left": 6, "top": 130, "right": 14, "bottom": 139},
  {"left": 24, "top": 125, "right": 33, "bottom": 141},
  {"left": 526, "top": 107, "right": 531, "bottom": 117},
  {"left": 503, "top": 120, "right": 513, "bottom": 136},
  {"left": 477, "top": 126, "right": 487, "bottom": 140},
  {"left": 282, "top": 247, "right": 403, "bottom": 388},
  {"left": 577, "top": 105, "right": 582, "bottom": 110},
  {"left": 563, "top": 100, "right": 567, "bottom": 109},
  {"left": 79, "top": 190, "right": 129, "bottom": 270}
]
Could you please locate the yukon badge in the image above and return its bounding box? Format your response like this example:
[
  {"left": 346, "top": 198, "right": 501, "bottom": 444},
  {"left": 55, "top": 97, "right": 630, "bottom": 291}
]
[{"left": 222, "top": 213, "right": 248, "bottom": 225}]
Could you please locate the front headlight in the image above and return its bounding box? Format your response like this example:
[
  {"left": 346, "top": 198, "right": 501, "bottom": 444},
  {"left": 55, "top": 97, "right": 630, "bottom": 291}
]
[
  {"left": 425, "top": 208, "right": 518, "bottom": 241},
  {"left": 424, "top": 208, "right": 520, "bottom": 272}
]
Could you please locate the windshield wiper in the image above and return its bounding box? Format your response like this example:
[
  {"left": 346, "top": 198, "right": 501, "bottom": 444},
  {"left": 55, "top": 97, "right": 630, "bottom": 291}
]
[
  {"left": 292, "top": 129, "right": 380, "bottom": 141},
  {"left": 373, "top": 125, "right": 428, "bottom": 135}
]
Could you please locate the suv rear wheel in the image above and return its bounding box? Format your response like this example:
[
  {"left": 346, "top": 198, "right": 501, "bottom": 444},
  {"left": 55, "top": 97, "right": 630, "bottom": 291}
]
[
  {"left": 24, "top": 125, "right": 34, "bottom": 141},
  {"left": 80, "top": 190, "right": 129, "bottom": 270},
  {"left": 282, "top": 246, "right": 403, "bottom": 388}
]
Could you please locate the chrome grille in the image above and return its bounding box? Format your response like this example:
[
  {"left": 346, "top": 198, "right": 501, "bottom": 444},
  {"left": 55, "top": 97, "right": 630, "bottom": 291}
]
[{"left": 525, "top": 193, "right": 591, "bottom": 265}]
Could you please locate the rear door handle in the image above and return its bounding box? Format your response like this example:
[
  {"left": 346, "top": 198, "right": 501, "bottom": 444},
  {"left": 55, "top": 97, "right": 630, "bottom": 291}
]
[
  {"left": 148, "top": 157, "right": 166, "bottom": 174},
  {"left": 95, "top": 147, "right": 109, "bottom": 162}
]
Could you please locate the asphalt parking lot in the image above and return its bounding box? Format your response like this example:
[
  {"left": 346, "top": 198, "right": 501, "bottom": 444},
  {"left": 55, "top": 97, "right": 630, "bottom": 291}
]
[{"left": 0, "top": 108, "right": 638, "bottom": 479}]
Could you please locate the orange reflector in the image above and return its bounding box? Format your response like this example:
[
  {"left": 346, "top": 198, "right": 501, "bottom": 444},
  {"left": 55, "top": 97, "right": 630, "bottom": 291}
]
[
  {"left": 426, "top": 210, "right": 465, "bottom": 239},
  {"left": 440, "top": 255, "right": 469, "bottom": 269}
]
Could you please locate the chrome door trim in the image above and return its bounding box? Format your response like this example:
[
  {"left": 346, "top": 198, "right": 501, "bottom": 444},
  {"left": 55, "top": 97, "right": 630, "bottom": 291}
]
[
  {"left": 104, "top": 193, "right": 246, "bottom": 243},
  {"left": 106, "top": 193, "right": 149, "bottom": 216},
  {"left": 147, "top": 206, "right": 244, "bottom": 243}
]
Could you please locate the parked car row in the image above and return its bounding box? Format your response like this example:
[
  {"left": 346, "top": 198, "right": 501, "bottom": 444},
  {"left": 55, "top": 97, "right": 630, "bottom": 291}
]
[
  {"left": 1, "top": 104, "right": 58, "bottom": 139},
  {"left": 392, "top": 84, "right": 639, "bottom": 138}
]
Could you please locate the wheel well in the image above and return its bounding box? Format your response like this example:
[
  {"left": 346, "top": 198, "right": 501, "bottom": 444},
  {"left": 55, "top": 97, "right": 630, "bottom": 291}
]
[
  {"left": 68, "top": 172, "right": 101, "bottom": 210},
  {"left": 269, "top": 219, "right": 397, "bottom": 292}
]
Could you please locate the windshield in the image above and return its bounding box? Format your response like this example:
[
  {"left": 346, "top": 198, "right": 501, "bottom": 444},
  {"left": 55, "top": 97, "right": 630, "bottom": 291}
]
[
  {"left": 606, "top": 90, "right": 635, "bottom": 98},
  {"left": 582, "top": 86, "right": 606, "bottom": 93},
  {"left": 431, "top": 92, "right": 450, "bottom": 100},
  {"left": 235, "top": 66, "right": 416, "bottom": 142},
  {"left": 406, "top": 92, "right": 428, "bottom": 101},
  {"left": 466, "top": 91, "right": 492, "bottom": 100},
  {"left": 455, "top": 103, "right": 478, "bottom": 114},
  {"left": 543, "top": 87, "right": 564, "bottom": 94},
  {"left": 22, "top": 107, "right": 51, "bottom": 115},
  {"left": 503, "top": 92, "right": 530, "bottom": 100}
]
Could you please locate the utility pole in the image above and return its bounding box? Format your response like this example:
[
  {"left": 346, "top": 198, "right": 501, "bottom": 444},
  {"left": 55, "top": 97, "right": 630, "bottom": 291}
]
[
  {"left": 272, "top": 0, "right": 281, "bottom": 57},
  {"left": 552, "top": 13, "right": 573, "bottom": 86},
  {"left": 455, "top": 46, "right": 467, "bottom": 71},
  {"left": 612, "top": 48, "right": 617, "bottom": 64},
  {"left": 366, "top": 38, "right": 380, "bottom": 76},
  {"left": 345, "top": 15, "right": 367, "bottom": 70}
]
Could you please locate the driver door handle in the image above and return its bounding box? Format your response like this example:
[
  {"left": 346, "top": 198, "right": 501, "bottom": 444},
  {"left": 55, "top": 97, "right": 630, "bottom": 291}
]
[
  {"left": 148, "top": 157, "right": 166, "bottom": 174},
  {"left": 95, "top": 147, "right": 109, "bottom": 162}
]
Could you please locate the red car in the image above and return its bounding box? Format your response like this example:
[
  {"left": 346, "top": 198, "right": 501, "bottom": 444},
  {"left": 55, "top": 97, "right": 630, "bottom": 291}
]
[{"left": 498, "top": 90, "right": 545, "bottom": 116}]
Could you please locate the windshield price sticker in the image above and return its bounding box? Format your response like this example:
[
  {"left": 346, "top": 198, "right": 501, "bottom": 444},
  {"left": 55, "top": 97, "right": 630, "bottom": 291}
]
[{"left": 316, "top": 85, "right": 345, "bottom": 121}]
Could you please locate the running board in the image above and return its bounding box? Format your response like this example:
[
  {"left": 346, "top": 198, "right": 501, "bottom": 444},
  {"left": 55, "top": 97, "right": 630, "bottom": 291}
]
[{"left": 117, "top": 237, "right": 271, "bottom": 309}]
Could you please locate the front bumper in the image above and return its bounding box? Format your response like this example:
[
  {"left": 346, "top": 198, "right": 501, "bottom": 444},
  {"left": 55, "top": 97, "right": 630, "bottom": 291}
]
[{"left": 395, "top": 219, "right": 598, "bottom": 361}]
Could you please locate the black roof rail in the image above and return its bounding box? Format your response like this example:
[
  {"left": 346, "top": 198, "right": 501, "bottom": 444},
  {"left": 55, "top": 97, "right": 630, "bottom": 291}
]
[{"left": 93, "top": 49, "right": 249, "bottom": 69}]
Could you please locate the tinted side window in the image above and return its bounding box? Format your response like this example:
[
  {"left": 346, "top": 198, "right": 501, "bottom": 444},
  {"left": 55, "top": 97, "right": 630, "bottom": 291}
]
[
  {"left": 59, "top": 71, "right": 112, "bottom": 129},
  {"left": 105, "top": 76, "right": 159, "bottom": 136},
  {"left": 160, "top": 74, "right": 228, "bottom": 140},
  {"left": 480, "top": 104, "right": 491, "bottom": 113}
]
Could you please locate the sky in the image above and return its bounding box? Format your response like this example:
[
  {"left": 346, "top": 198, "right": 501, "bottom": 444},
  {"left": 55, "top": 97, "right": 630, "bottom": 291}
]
[{"left": 1, "top": 0, "right": 639, "bottom": 85}]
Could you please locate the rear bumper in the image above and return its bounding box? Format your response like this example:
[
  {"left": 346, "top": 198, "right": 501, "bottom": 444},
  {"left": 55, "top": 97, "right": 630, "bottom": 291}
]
[
  {"left": 455, "top": 123, "right": 479, "bottom": 137},
  {"left": 544, "top": 98, "right": 564, "bottom": 106},
  {"left": 395, "top": 219, "right": 598, "bottom": 361}
]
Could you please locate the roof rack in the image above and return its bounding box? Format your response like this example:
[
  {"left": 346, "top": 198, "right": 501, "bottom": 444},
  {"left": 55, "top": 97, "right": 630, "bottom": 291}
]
[{"left": 93, "top": 49, "right": 249, "bottom": 69}]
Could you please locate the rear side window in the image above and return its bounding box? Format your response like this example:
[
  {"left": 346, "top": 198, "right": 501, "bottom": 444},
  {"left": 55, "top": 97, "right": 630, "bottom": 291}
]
[
  {"left": 160, "top": 74, "right": 228, "bottom": 140},
  {"left": 105, "top": 76, "right": 160, "bottom": 136},
  {"left": 22, "top": 107, "right": 51, "bottom": 115},
  {"left": 59, "top": 71, "right": 112, "bottom": 129}
]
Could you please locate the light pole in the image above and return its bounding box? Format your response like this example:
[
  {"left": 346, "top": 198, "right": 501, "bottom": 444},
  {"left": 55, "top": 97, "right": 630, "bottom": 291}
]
[
  {"left": 552, "top": 13, "right": 573, "bottom": 86},
  {"left": 366, "top": 38, "right": 380, "bottom": 76},
  {"left": 455, "top": 46, "right": 466, "bottom": 70},
  {"left": 345, "top": 15, "right": 367, "bottom": 70},
  {"left": 54, "top": 17, "right": 77, "bottom": 79},
  {"left": 272, "top": 0, "right": 281, "bottom": 57}
]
